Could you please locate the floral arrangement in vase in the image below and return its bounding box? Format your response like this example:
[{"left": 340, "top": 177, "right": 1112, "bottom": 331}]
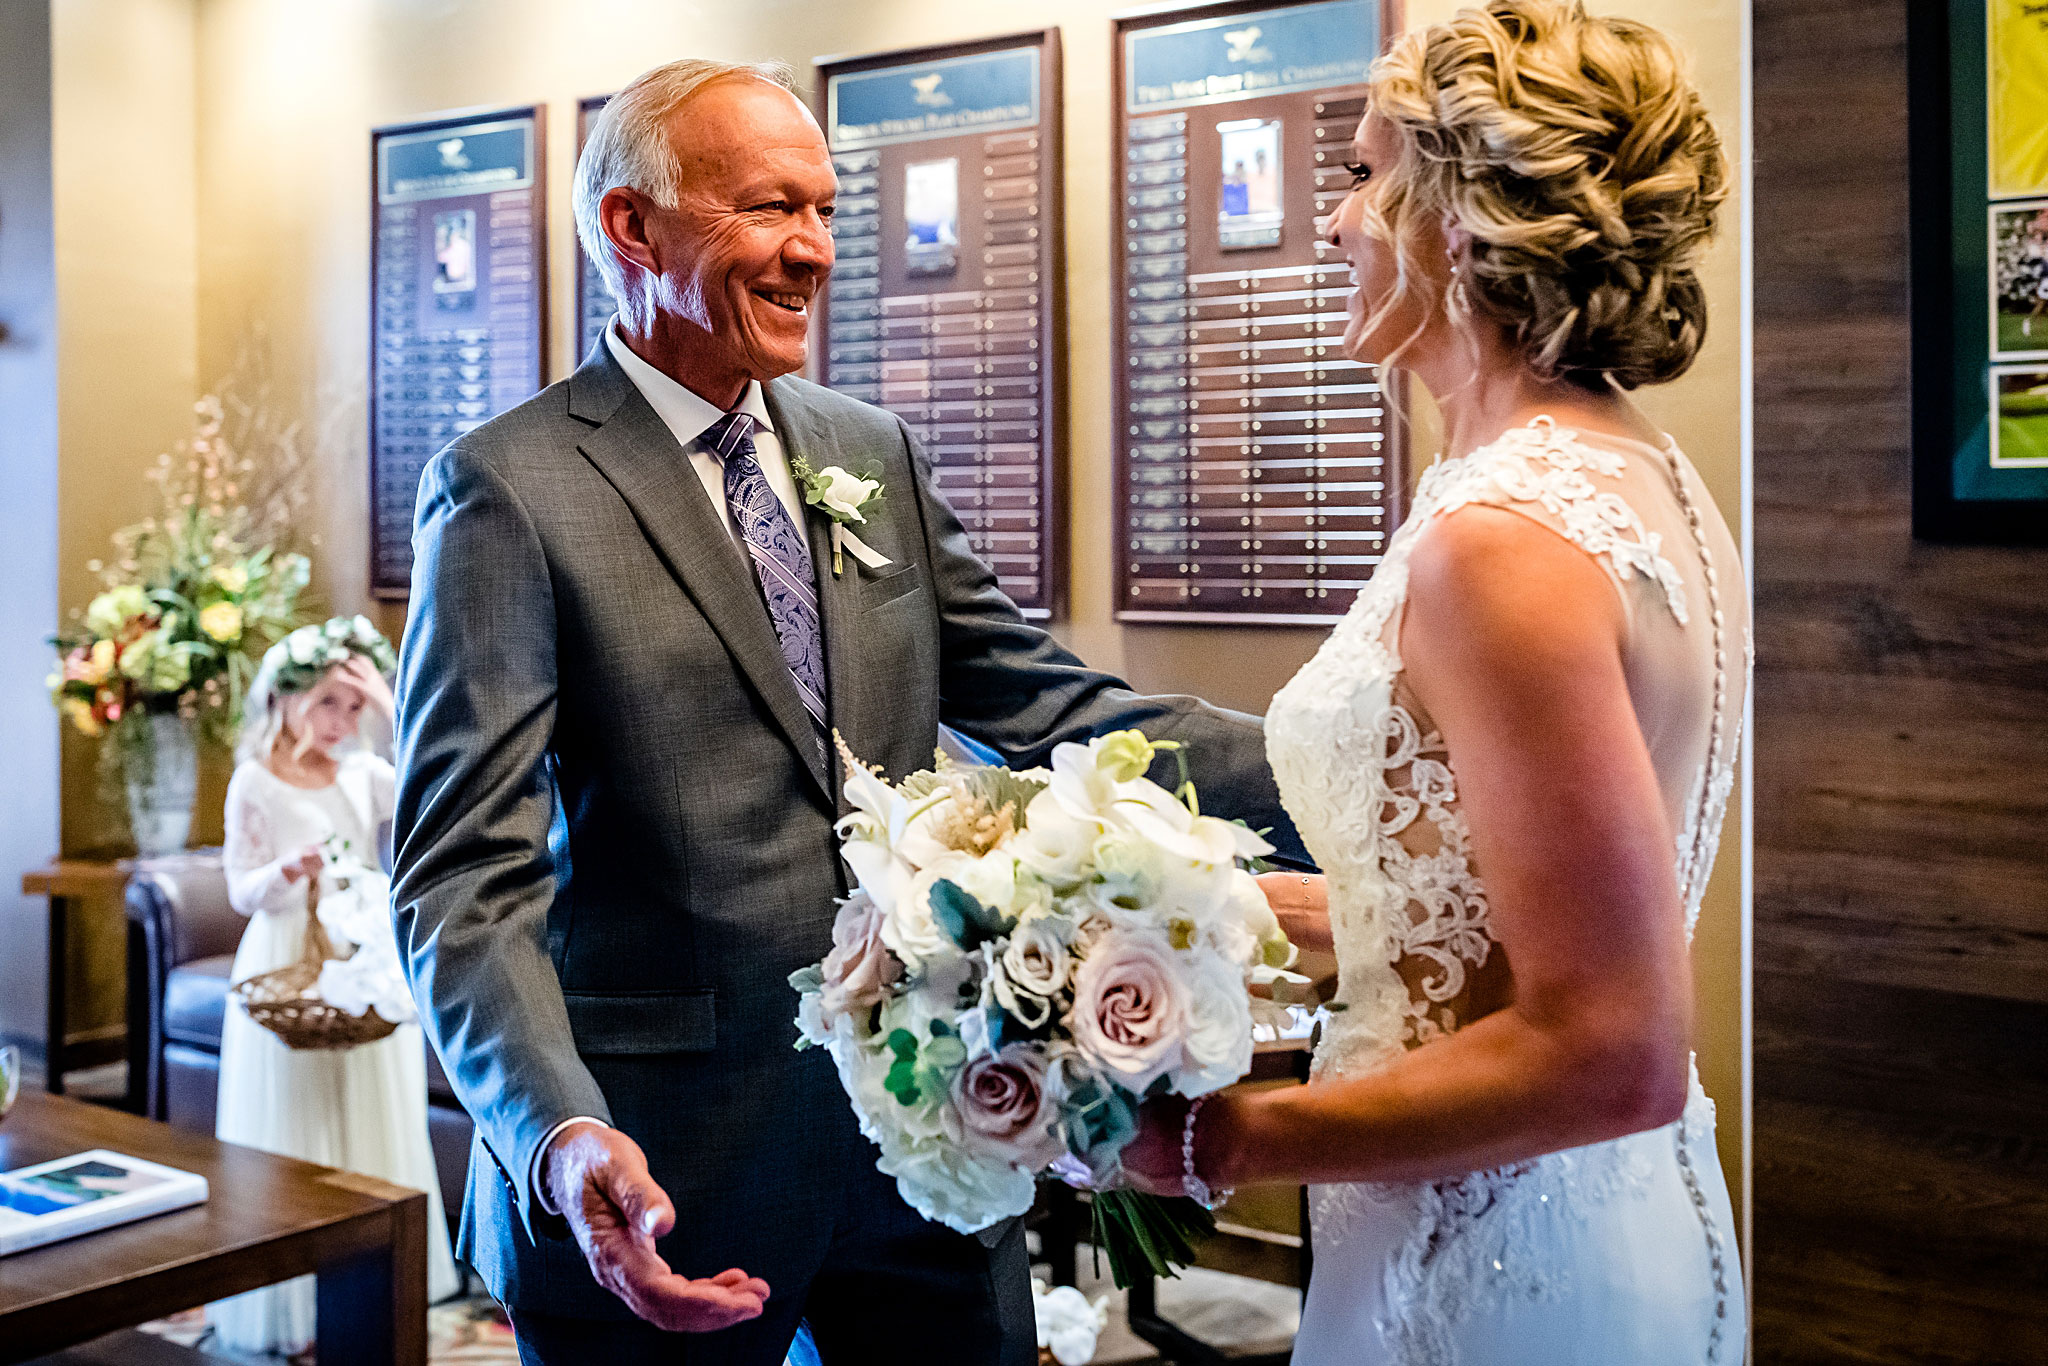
[{"left": 48, "top": 391, "right": 312, "bottom": 854}]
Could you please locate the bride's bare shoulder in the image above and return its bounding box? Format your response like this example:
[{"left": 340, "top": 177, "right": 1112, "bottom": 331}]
[{"left": 1401, "top": 502, "right": 1630, "bottom": 679}]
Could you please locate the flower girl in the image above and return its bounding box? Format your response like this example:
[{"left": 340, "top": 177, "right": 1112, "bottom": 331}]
[{"left": 208, "top": 617, "right": 459, "bottom": 1356}]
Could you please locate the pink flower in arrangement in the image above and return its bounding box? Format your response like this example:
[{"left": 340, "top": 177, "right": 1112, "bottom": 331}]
[
  {"left": 1067, "top": 928, "right": 1189, "bottom": 1095},
  {"left": 947, "top": 1045, "right": 1066, "bottom": 1169},
  {"left": 818, "top": 892, "right": 903, "bottom": 1024}
]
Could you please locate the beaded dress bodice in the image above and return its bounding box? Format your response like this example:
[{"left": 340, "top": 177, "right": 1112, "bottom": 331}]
[{"left": 1267, "top": 417, "right": 1751, "bottom": 1366}]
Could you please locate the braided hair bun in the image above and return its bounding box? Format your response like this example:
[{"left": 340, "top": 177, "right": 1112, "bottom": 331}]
[{"left": 1370, "top": 0, "right": 1728, "bottom": 388}]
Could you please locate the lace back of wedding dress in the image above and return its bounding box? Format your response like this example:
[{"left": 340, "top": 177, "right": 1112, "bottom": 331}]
[{"left": 1266, "top": 416, "right": 1750, "bottom": 1366}]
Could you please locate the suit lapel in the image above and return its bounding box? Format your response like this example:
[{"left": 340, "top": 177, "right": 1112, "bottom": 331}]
[
  {"left": 572, "top": 349, "right": 831, "bottom": 801},
  {"left": 767, "top": 378, "right": 870, "bottom": 813}
]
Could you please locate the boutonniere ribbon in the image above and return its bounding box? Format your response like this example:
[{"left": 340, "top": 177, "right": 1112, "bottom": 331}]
[{"left": 793, "top": 457, "right": 891, "bottom": 576}]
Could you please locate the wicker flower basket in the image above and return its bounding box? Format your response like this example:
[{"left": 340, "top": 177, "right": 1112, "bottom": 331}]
[{"left": 232, "top": 879, "right": 401, "bottom": 1051}]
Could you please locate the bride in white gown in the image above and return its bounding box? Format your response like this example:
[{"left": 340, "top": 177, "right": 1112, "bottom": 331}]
[{"left": 1122, "top": 4, "right": 1747, "bottom": 1362}]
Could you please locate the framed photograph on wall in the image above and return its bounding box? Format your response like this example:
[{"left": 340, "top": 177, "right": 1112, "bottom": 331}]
[{"left": 1910, "top": 1, "right": 2048, "bottom": 541}]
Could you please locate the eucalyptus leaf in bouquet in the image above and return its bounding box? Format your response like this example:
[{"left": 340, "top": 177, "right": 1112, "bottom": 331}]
[{"left": 792, "top": 729, "right": 1298, "bottom": 1287}]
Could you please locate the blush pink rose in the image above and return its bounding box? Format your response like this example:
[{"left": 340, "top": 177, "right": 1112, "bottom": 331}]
[
  {"left": 1067, "top": 928, "right": 1188, "bottom": 1094},
  {"left": 949, "top": 1044, "right": 1066, "bottom": 1169},
  {"left": 819, "top": 891, "right": 902, "bottom": 1023}
]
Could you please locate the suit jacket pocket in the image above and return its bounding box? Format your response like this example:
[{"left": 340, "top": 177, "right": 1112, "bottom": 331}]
[
  {"left": 562, "top": 988, "right": 716, "bottom": 1055},
  {"left": 859, "top": 561, "right": 923, "bottom": 612}
]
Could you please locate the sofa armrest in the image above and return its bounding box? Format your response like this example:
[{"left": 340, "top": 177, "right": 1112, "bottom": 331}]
[{"left": 125, "top": 851, "right": 236, "bottom": 1119}]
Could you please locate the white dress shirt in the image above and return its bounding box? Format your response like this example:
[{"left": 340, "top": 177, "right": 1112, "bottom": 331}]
[
  {"left": 533, "top": 323, "right": 812, "bottom": 1214},
  {"left": 603, "top": 320, "right": 804, "bottom": 538}
]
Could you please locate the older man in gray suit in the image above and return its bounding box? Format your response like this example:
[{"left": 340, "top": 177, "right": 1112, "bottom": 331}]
[{"left": 392, "top": 58, "right": 1305, "bottom": 1366}]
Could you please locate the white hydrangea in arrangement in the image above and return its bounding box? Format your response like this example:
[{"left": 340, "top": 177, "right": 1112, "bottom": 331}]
[{"left": 792, "top": 730, "right": 1296, "bottom": 1285}]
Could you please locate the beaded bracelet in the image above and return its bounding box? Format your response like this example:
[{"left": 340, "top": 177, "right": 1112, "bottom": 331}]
[{"left": 1181, "top": 1095, "right": 1233, "bottom": 1211}]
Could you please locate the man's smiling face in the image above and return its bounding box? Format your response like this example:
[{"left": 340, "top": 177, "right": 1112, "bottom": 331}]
[{"left": 644, "top": 78, "right": 837, "bottom": 386}]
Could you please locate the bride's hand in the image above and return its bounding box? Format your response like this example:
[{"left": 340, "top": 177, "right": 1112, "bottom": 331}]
[
  {"left": 1259, "top": 872, "right": 1334, "bottom": 953},
  {"left": 1119, "top": 1096, "right": 1193, "bottom": 1197}
]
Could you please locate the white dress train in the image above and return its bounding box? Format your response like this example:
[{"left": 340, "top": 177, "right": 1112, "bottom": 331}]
[
  {"left": 208, "top": 752, "right": 460, "bottom": 1356},
  {"left": 1265, "top": 418, "right": 1750, "bottom": 1366}
]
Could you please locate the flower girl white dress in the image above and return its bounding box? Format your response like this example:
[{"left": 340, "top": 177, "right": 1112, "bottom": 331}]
[
  {"left": 1266, "top": 418, "right": 1749, "bottom": 1366},
  {"left": 208, "top": 751, "right": 460, "bottom": 1355}
]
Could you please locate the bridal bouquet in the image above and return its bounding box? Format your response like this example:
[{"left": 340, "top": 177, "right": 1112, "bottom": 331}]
[{"left": 792, "top": 730, "right": 1295, "bottom": 1286}]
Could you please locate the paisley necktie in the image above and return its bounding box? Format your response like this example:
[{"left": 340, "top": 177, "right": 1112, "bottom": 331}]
[{"left": 703, "top": 411, "right": 828, "bottom": 731}]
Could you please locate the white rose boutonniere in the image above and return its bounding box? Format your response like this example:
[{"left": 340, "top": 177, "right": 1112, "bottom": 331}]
[{"left": 792, "top": 455, "right": 891, "bottom": 576}]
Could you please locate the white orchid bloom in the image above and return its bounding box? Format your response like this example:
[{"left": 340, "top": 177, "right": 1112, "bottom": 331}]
[
  {"left": 1012, "top": 787, "right": 1096, "bottom": 887},
  {"left": 1045, "top": 740, "right": 1125, "bottom": 824}
]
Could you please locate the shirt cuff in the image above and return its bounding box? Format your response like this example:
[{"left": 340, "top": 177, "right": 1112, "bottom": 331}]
[{"left": 531, "top": 1116, "right": 610, "bottom": 1215}]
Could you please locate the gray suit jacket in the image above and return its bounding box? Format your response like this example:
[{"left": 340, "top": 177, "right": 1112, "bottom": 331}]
[{"left": 391, "top": 341, "right": 1306, "bottom": 1317}]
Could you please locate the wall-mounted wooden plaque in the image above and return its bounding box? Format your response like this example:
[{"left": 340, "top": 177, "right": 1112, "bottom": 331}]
[
  {"left": 369, "top": 105, "right": 548, "bottom": 598},
  {"left": 1111, "top": 0, "right": 1402, "bottom": 624},
  {"left": 814, "top": 31, "right": 1068, "bottom": 620},
  {"left": 575, "top": 94, "right": 617, "bottom": 367}
]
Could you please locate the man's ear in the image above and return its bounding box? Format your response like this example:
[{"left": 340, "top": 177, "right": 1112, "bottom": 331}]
[{"left": 600, "top": 186, "right": 661, "bottom": 280}]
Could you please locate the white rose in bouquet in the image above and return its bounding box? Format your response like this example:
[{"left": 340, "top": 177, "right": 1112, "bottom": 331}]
[
  {"left": 992, "top": 913, "right": 1071, "bottom": 1028},
  {"left": 1174, "top": 949, "right": 1256, "bottom": 1097}
]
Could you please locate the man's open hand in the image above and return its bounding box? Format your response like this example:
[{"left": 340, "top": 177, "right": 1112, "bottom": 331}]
[{"left": 542, "top": 1124, "right": 770, "bottom": 1332}]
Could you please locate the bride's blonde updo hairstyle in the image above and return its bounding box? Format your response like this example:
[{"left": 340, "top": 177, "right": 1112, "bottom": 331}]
[{"left": 1364, "top": 0, "right": 1727, "bottom": 388}]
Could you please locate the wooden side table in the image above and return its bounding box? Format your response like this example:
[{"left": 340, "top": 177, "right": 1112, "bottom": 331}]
[
  {"left": 0, "top": 1090, "right": 428, "bottom": 1366},
  {"left": 21, "top": 857, "right": 136, "bottom": 1099}
]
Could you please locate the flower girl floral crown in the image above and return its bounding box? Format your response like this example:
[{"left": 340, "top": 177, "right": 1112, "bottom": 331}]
[{"left": 266, "top": 615, "right": 396, "bottom": 694}]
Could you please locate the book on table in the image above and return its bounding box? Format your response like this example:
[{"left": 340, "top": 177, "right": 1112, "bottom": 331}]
[{"left": 0, "top": 1149, "right": 209, "bottom": 1255}]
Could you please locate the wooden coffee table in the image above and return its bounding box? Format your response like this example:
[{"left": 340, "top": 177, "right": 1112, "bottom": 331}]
[{"left": 0, "top": 1090, "right": 426, "bottom": 1366}]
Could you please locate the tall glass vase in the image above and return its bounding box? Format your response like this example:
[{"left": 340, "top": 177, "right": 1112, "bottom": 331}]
[{"left": 123, "top": 711, "right": 197, "bottom": 857}]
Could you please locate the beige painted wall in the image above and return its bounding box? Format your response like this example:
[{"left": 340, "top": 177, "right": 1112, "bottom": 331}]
[
  {"left": 53, "top": 0, "right": 204, "bottom": 853},
  {"left": 53, "top": 0, "right": 1748, "bottom": 1205}
]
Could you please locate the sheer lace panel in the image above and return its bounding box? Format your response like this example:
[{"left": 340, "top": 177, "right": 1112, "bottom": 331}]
[{"left": 1269, "top": 416, "right": 1749, "bottom": 1077}]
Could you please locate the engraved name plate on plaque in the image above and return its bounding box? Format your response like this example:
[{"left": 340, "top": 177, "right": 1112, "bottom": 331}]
[
  {"left": 370, "top": 106, "right": 548, "bottom": 597},
  {"left": 1112, "top": 0, "right": 1401, "bottom": 625},
  {"left": 816, "top": 31, "right": 1067, "bottom": 619}
]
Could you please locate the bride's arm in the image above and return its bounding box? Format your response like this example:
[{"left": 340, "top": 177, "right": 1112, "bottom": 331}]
[
  {"left": 1257, "top": 872, "right": 1333, "bottom": 953},
  {"left": 1128, "top": 506, "right": 1693, "bottom": 1191}
]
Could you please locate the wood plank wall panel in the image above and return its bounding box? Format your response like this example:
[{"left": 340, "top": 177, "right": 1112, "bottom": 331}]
[{"left": 1753, "top": 2, "right": 2048, "bottom": 1362}]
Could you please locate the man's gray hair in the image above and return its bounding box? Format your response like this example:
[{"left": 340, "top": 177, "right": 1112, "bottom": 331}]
[{"left": 573, "top": 59, "right": 802, "bottom": 307}]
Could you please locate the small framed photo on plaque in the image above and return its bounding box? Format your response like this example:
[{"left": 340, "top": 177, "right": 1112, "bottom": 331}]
[
  {"left": 1217, "top": 117, "right": 1283, "bottom": 250},
  {"left": 1990, "top": 198, "right": 2048, "bottom": 358},
  {"left": 432, "top": 209, "right": 477, "bottom": 309},
  {"left": 1991, "top": 364, "right": 2048, "bottom": 466},
  {"left": 903, "top": 157, "right": 960, "bottom": 277}
]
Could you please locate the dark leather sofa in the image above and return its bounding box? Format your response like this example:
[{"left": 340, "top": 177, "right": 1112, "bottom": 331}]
[{"left": 123, "top": 852, "right": 472, "bottom": 1233}]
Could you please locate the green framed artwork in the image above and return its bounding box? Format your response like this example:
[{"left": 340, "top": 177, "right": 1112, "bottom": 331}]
[{"left": 1912, "top": 1, "right": 2048, "bottom": 539}]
